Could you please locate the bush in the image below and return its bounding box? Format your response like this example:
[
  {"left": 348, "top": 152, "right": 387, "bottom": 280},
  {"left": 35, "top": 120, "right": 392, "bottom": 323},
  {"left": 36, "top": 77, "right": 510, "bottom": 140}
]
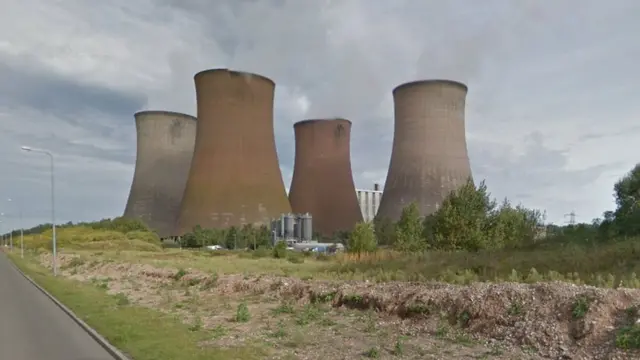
[
  {"left": 395, "top": 203, "right": 427, "bottom": 252},
  {"left": 273, "top": 241, "right": 288, "bottom": 259},
  {"left": 382, "top": 179, "right": 545, "bottom": 252},
  {"left": 348, "top": 222, "right": 377, "bottom": 255}
]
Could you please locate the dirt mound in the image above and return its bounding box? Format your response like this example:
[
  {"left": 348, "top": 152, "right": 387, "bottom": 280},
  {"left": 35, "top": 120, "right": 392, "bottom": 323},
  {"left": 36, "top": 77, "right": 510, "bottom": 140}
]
[{"left": 41, "top": 253, "right": 640, "bottom": 359}]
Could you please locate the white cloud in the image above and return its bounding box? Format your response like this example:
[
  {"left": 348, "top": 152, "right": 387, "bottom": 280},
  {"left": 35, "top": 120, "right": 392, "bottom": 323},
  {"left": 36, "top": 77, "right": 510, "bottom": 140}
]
[{"left": 0, "top": 0, "right": 639, "bottom": 230}]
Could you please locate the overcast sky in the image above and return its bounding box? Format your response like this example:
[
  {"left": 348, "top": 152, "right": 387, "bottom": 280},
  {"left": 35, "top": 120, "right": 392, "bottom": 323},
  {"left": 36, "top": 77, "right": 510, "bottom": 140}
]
[{"left": 0, "top": 0, "right": 638, "bottom": 230}]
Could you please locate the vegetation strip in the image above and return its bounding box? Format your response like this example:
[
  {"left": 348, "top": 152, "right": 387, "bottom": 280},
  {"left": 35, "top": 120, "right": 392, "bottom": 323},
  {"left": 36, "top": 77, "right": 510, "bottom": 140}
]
[
  {"left": 5, "top": 253, "right": 129, "bottom": 360},
  {"left": 8, "top": 254, "right": 268, "bottom": 360}
]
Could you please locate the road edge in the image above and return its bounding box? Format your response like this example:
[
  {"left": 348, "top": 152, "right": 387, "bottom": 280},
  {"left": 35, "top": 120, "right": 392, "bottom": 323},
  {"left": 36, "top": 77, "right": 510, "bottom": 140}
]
[{"left": 4, "top": 253, "right": 130, "bottom": 360}]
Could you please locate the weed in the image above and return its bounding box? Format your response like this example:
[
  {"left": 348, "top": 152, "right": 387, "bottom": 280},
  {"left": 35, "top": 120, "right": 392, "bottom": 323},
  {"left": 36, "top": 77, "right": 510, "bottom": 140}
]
[
  {"left": 435, "top": 324, "right": 449, "bottom": 338},
  {"left": 457, "top": 310, "right": 471, "bottom": 327},
  {"left": 270, "top": 320, "right": 287, "bottom": 338},
  {"left": 173, "top": 268, "right": 187, "bottom": 280},
  {"left": 572, "top": 296, "right": 591, "bottom": 319},
  {"left": 312, "top": 291, "right": 336, "bottom": 304},
  {"left": 625, "top": 305, "right": 638, "bottom": 321},
  {"left": 392, "top": 337, "right": 404, "bottom": 355},
  {"left": 200, "top": 273, "right": 218, "bottom": 290},
  {"left": 235, "top": 302, "right": 251, "bottom": 322},
  {"left": 113, "top": 292, "right": 129, "bottom": 306},
  {"left": 188, "top": 316, "right": 202, "bottom": 332},
  {"left": 295, "top": 305, "right": 321, "bottom": 326},
  {"left": 615, "top": 324, "right": 640, "bottom": 349},
  {"left": 404, "top": 302, "right": 432, "bottom": 317},
  {"left": 364, "top": 310, "right": 377, "bottom": 333},
  {"left": 363, "top": 347, "right": 379, "bottom": 358},
  {"left": 508, "top": 301, "right": 523, "bottom": 316},
  {"left": 272, "top": 302, "right": 295, "bottom": 316},
  {"left": 454, "top": 333, "right": 475, "bottom": 345},
  {"left": 186, "top": 278, "right": 201, "bottom": 286},
  {"left": 210, "top": 324, "right": 228, "bottom": 339}
]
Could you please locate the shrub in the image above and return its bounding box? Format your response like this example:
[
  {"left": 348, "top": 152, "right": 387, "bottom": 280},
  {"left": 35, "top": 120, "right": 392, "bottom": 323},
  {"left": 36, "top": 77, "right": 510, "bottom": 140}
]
[
  {"left": 347, "top": 222, "right": 377, "bottom": 255},
  {"left": 273, "top": 241, "right": 288, "bottom": 259},
  {"left": 395, "top": 203, "right": 426, "bottom": 252}
]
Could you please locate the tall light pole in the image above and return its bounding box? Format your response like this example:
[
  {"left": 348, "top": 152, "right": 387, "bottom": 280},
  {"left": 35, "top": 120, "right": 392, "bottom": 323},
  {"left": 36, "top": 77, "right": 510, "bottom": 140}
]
[
  {"left": 5, "top": 202, "right": 13, "bottom": 250},
  {"left": 21, "top": 146, "right": 57, "bottom": 276},
  {"left": 8, "top": 198, "right": 23, "bottom": 258}
]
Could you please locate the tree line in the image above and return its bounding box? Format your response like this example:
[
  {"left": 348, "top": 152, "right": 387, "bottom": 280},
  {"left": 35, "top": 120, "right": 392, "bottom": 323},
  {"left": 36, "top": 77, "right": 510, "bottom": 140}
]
[
  {"left": 7, "top": 163, "right": 640, "bottom": 254},
  {"left": 347, "top": 163, "right": 640, "bottom": 255}
]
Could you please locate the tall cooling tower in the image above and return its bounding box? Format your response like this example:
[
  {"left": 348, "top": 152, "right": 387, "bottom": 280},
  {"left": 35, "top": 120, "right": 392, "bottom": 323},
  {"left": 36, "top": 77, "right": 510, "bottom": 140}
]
[
  {"left": 376, "top": 79, "right": 472, "bottom": 222},
  {"left": 123, "top": 111, "right": 197, "bottom": 238},
  {"left": 288, "top": 119, "right": 363, "bottom": 236},
  {"left": 176, "top": 69, "right": 291, "bottom": 233}
]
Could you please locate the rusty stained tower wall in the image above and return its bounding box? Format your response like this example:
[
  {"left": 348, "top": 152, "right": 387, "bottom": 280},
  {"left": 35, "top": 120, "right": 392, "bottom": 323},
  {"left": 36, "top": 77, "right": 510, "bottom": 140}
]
[
  {"left": 176, "top": 69, "right": 291, "bottom": 233},
  {"left": 288, "top": 119, "right": 363, "bottom": 237},
  {"left": 123, "top": 111, "right": 197, "bottom": 238},
  {"left": 376, "top": 80, "right": 472, "bottom": 222}
]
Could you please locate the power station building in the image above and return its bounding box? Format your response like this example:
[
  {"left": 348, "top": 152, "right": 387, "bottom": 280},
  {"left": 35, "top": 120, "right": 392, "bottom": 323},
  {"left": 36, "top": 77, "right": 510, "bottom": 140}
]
[
  {"left": 288, "top": 119, "right": 363, "bottom": 236},
  {"left": 356, "top": 184, "right": 383, "bottom": 222},
  {"left": 122, "top": 111, "right": 197, "bottom": 238},
  {"left": 176, "top": 69, "right": 291, "bottom": 234},
  {"left": 376, "top": 79, "right": 472, "bottom": 222}
]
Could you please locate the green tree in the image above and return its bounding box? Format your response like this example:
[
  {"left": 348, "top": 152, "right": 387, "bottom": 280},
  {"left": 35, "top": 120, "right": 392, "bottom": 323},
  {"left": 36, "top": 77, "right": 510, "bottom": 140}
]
[
  {"left": 613, "top": 163, "right": 640, "bottom": 236},
  {"left": 373, "top": 217, "right": 396, "bottom": 246},
  {"left": 256, "top": 225, "right": 273, "bottom": 248},
  {"left": 487, "top": 200, "right": 543, "bottom": 249},
  {"left": 394, "top": 202, "right": 427, "bottom": 252},
  {"left": 225, "top": 226, "right": 239, "bottom": 249},
  {"left": 347, "top": 222, "right": 377, "bottom": 255},
  {"left": 428, "top": 179, "right": 495, "bottom": 251}
]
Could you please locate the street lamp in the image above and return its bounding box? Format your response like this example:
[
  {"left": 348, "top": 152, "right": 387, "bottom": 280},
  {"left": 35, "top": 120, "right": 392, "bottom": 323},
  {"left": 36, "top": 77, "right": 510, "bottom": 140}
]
[
  {"left": 8, "top": 198, "right": 24, "bottom": 258},
  {"left": 21, "top": 146, "right": 57, "bottom": 276},
  {"left": 4, "top": 202, "right": 13, "bottom": 250}
]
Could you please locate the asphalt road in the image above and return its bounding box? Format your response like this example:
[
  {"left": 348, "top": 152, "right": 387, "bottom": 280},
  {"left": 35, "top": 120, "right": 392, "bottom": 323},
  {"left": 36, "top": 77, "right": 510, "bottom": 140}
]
[{"left": 0, "top": 253, "right": 117, "bottom": 360}]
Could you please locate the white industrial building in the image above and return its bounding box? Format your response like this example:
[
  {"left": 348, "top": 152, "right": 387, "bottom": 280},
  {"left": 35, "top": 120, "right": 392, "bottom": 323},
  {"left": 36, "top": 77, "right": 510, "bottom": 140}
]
[{"left": 356, "top": 184, "right": 383, "bottom": 222}]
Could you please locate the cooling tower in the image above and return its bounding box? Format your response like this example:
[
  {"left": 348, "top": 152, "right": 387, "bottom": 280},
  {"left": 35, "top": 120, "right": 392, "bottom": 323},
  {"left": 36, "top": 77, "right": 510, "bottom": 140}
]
[
  {"left": 176, "top": 69, "right": 291, "bottom": 233},
  {"left": 123, "top": 111, "right": 197, "bottom": 238},
  {"left": 376, "top": 79, "right": 472, "bottom": 222},
  {"left": 288, "top": 119, "right": 363, "bottom": 236}
]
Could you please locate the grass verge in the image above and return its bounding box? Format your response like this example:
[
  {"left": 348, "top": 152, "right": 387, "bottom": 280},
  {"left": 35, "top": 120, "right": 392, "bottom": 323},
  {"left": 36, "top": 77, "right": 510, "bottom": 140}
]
[{"left": 7, "top": 253, "right": 268, "bottom": 360}]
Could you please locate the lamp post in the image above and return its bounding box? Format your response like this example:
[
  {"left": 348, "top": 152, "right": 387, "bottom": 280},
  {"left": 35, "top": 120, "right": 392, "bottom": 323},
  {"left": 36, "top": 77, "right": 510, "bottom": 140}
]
[
  {"left": 21, "top": 146, "right": 57, "bottom": 276},
  {"left": 8, "top": 198, "right": 23, "bottom": 258}
]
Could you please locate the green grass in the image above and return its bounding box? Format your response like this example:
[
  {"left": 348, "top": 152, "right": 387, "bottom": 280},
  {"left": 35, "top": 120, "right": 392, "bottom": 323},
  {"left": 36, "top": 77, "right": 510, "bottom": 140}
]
[
  {"left": 325, "top": 238, "right": 640, "bottom": 286},
  {"left": 8, "top": 253, "right": 268, "bottom": 360},
  {"left": 45, "top": 236, "right": 640, "bottom": 289},
  {"left": 616, "top": 324, "right": 640, "bottom": 349}
]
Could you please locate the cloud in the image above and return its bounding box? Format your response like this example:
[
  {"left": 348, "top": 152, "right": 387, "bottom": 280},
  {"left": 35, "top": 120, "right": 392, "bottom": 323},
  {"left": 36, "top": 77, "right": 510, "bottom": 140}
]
[{"left": 0, "top": 0, "right": 639, "bottom": 230}]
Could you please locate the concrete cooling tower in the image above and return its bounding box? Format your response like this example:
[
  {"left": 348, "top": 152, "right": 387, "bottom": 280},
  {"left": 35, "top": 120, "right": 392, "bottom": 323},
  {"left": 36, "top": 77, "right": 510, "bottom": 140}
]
[
  {"left": 123, "top": 111, "right": 197, "bottom": 238},
  {"left": 376, "top": 79, "right": 472, "bottom": 222},
  {"left": 176, "top": 69, "right": 291, "bottom": 233},
  {"left": 288, "top": 119, "right": 363, "bottom": 237}
]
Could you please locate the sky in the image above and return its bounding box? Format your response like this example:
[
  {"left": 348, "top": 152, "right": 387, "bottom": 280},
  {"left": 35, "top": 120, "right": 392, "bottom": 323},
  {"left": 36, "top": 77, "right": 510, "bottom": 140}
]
[{"left": 0, "top": 0, "right": 639, "bottom": 231}]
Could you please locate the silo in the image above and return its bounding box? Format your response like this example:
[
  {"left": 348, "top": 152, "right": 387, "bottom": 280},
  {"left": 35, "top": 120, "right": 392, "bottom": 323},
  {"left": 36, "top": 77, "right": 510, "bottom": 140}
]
[
  {"left": 294, "top": 217, "right": 302, "bottom": 240},
  {"left": 300, "top": 213, "right": 313, "bottom": 241},
  {"left": 284, "top": 213, "right": 295, "bottom": 238},
  {"left": 122, "top": 111, "right": 196, "bottom": 238},
  {"left": 376, "top": 79, "right": 472, "bottom": 222},
  {"left": 176, "top": 69, "right": 291, "bottom": 233},
  {"left": 288, "top": 119, "right": 363, "bottom": 236}
]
